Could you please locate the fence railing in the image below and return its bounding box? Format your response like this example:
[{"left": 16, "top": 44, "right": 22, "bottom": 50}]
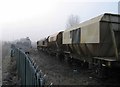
[{"left": 11, "top": 44, "right": 49, "bottom": 86}]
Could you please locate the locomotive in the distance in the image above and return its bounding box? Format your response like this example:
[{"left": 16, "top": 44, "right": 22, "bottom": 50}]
[{"left": 37, "top": 13, "right": 120, "bottom": 76}]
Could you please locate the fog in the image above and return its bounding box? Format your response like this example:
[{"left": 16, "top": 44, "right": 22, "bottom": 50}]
[{"left": 0, "top": 0, "right": 119, "bottom": 42}]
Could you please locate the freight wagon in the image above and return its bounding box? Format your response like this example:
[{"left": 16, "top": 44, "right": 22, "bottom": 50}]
[{"left": 37, "top": 13, "right": 120, "bottom": 76}]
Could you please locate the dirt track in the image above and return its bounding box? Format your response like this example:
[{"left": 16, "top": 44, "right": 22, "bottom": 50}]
[{"left": 29, "top": 48, "right": 120, "bottom": 86}]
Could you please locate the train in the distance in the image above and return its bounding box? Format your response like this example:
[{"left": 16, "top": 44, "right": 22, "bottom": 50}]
[
  {"left": 16, "top": 37, "right": 32, "bottom": 53},
  {"left": 37, "top": 13, "right": 120, "bottom": 76}
]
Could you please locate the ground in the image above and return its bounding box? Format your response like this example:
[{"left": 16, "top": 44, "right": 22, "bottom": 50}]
[
  {"left": 29, "top": 48, "right": 120, "bottom": 86},
  {"left": 2, "top": 42, "right": 120, "bottom": 86}
]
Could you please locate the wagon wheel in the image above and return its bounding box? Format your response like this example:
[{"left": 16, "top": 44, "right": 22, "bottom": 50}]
[{"left": 95, "top": 62, "right": 106, "bottom": 78}]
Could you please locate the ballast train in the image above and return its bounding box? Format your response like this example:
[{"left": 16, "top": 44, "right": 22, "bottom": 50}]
[{"left": 37, "top": 13, "right": 120, "bottom": 72}]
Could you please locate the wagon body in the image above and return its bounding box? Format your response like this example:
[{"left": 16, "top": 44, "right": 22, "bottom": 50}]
[
  {"left": 37, "top": 38, "right": 48, "bottom": 51},
  {"left": 47, "top": 31, "right": 63, "bottom": 54},
  {"left": 63, "top": 13, "right": 120, "bottom": 63}
]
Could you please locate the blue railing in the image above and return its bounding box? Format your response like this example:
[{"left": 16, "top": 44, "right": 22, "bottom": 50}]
[{"left": 11, "top": 44, "right": 49, "bottom": 86}]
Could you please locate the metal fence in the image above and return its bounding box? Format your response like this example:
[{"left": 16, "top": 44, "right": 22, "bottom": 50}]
[{"left": 11, "top": 44, "right": 48, "bottom": 86}]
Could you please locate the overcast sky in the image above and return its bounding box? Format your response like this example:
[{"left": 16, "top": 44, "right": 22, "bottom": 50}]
[{"left": 0, "top": 0, "right": 119, "bottom": 42}]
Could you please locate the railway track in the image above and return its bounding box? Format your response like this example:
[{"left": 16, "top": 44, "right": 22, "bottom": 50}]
[{"left": 29, "top": 48, "right": 120, "bottom": 85}]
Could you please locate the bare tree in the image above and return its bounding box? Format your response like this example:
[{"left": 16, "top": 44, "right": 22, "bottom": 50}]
[{"left": 66, "top": 14, "right": 80, "bottom": 28}]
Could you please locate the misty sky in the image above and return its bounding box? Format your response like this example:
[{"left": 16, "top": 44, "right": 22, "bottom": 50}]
[{"left": 0, "top": 0, "right": 119, "bottom": 42}]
